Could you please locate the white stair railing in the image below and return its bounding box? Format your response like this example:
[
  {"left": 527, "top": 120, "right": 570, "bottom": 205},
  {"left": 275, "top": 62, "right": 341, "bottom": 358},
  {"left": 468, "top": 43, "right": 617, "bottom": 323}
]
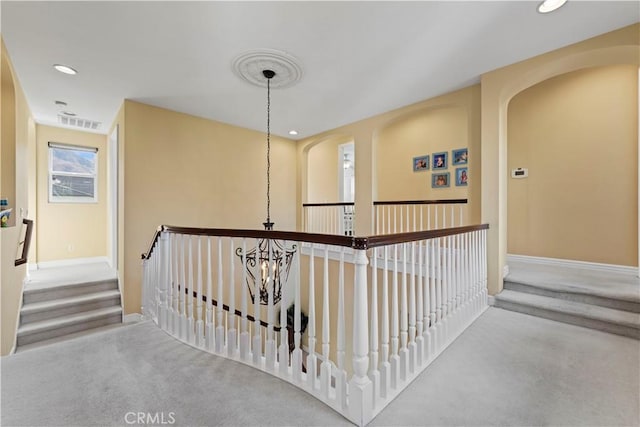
[
  {"left": 303, "top": 203, "right": 355, "bottom": 236},
  {"left": 374, "top": 199, "right": 468, "bottom": 234},
  {"left": 142, "top": 224, "right": 488, "bottom": 426}
]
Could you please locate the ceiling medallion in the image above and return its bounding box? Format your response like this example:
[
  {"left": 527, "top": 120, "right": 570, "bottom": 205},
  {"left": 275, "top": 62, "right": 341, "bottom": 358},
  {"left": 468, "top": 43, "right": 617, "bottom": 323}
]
[{"left": 232, "top": 49, "right": 302, "bottom": 89}]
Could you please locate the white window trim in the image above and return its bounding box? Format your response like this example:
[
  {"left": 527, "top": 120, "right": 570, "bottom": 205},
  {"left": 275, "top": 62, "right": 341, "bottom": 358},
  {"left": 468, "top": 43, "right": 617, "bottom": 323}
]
[{"left": 48, "top": 142, "right": 99, "bottom": 204}]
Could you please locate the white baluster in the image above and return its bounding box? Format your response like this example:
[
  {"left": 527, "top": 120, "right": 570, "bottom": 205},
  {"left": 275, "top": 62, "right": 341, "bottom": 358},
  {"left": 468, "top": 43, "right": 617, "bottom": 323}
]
[
  {"left": 195, "top": 236, "right": 204, "bottom": 347},
  {"left": 252, "top": 238, "right": 262, "bottom": 366},
  {"left": 228, "top": 239, "right": 237, "bottom": 357},
  {"left": 278, "top": 240, "right": 289, "bottom": 376},
  {"left": 390, "top": 244, "right": 399, "bottom": 389},
  {"left": 399, "top": 243, "right": 408, "bottom": 381},
  {"left": 483, "top": 229, "right": 488, "bottom": 304},
  {"left": 412, "top": 205, "right": 416, "bottom": 232},
  {"left": 406, "top": 205, "right": 410, "bottom": 233},
  {"left": 307, "top": 245, "right": 317, "bottom": 391},
  {"left": 320, "top": 246, "right": 331, "bottom": 397},
  {"left": 292, "top": 247, "right": 303, "bottom": 382},
  {"left": 434, "top": 205, "right": 438, "bottom": 230},
  {"left": 216, "top": 237, "right": 224, "bottom": 353},
  {"left": 265, "top": 240, "right": 276, "bottom": 371},
  {"left": 393, "top": 206, "right": 397, "bottom": 234},
  {"left": 380, "top": 245, "right": 391, "bottom": 398},
  {"left": 450, "top": 204, "right": 455, "bottom": 229},
  {"left": 167, "top": 233, "right": 176, "bottom": 335},
  {"left": 187, "top": 235, "right": 195, "bottom": 344},
  {"left": 180, "top": 234, "right": 187, "bottom": 340},
  {"left": 369, "top": 247, "right": 380, "bottom": 406},
  {"left": 431, "top": 236, "right": 439, "bottom": 351},
  {"left": 408, "top": 242, "right": 417, "bottom": 374},
  {"left": 206, "top": 237, "right": 214, "bottom": 350},
  {"left": 423, "top": 237, "right": 432, "bottom": 360},
  {"left": 441, "top": 235, "right": 449, "bottom": 344},
  {"left": 448, "top": 233, "right": 454, "bottom": 334},
  {"left": 160, "top": 232, "right": 170, "bottom": 331},
  {"left": 348, "top": 248, "right": 373, "bottom": 425},
  {"left": 416, "top": 239, "right": 424, "bottom": 365},
  {"left": 336, "top": 247, "right": 347, "bottom": 409},
  {"left": 240, "top": 239, "right": 249, "bottom": 360},
  {"left": 141, "top": 259, "right": 148, "bottom": 318}
]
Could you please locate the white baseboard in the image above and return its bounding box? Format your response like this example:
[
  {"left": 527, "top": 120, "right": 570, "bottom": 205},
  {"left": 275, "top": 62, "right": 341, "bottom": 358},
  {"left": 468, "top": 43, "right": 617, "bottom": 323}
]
[
  {"left": 123, "top": 313, "right": 142, "bottom": 323},
  {"left": 507, "top": 254, "right": 639, "bottom": 277},
  {"left": 487, "top": 295, "right": 496, "bottom": 306},
  {"left": 35, "top": 256, "right": 110, "bottom": 270}
]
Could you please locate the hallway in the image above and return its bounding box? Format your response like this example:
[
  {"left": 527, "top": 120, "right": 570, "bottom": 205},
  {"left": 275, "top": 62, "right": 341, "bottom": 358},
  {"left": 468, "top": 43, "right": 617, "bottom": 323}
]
[{"left": 2, "top": 308, "right": 638, "bottom": 426}]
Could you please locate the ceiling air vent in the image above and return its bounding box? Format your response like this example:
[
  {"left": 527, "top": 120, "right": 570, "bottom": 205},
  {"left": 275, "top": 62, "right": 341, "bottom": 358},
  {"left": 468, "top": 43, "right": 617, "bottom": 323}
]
[{"left": 57, "top": 114, "right": 101, "bottom": 130}]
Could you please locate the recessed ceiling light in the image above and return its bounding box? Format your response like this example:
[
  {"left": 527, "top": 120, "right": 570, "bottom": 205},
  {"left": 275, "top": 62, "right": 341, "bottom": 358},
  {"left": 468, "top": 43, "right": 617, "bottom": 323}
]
[
  {"left": 538, "top": 0, "right": 568, "bottom": 13},
  {"left": 62, "top": 111, "right": 76, "bottom": 116},
  {"left": 54, "top": 100, "right": 67, "bottom": 106},
  {"left": 288, "top": 130, "right": 298, "bottom": 136},
  {"left": 53, "top": 64, "right": 78, "bottom": 75}
]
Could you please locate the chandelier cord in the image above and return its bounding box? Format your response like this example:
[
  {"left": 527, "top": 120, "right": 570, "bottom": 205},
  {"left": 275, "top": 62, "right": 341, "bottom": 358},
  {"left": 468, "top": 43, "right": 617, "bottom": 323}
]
[{"left": 266, "top": 76, "right": 271, "bottom": 225}]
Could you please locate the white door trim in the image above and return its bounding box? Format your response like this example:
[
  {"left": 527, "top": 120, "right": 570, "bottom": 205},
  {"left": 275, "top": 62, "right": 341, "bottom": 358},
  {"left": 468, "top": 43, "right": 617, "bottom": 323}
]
[{"left": 108, "top": 125, "right": 119, "bottom": 270}]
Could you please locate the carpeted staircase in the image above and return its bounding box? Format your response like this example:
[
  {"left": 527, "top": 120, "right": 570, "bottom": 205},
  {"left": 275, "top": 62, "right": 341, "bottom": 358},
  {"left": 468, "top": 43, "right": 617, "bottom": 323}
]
[
  {"left": 494, "top": 261, "right": 640, "bottom": 339},
  {"left": 17, "top": 274, "right": 122, "bottom": 349}
]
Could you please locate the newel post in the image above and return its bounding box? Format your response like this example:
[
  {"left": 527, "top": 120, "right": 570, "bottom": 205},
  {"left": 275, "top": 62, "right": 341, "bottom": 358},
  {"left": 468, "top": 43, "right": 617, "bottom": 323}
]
[{"left": 349, "top": 248, "right": 373, "bottom": 425}]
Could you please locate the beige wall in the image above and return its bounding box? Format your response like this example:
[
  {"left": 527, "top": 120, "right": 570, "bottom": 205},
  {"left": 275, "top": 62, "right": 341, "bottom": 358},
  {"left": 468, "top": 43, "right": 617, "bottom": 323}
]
[
  {"left": 120, "top": 100, "right": 297, "bottom": 314},
  {"left": 298, "top": 85, "right": 481, "bottom": 234},
  {"left": 482, "top": 23, "right": 640, "bottom": 295},
  {"left": 35, "top": 125, "right": 107, "bottom": 262},
  {"left": 307, "top": 135, "right": 353, "bottom": 203},
  {"left": 508, "top": 65, "right": 638, "bottom": 266},
  {"left": 377, "top": 106, "right": 469, "bottom": 201},
  {"left": 2, "top": 41, "right": 16, "bottom": 227},
  {"left": 1, "top": 39, "right": 34, "bottom": 355}
]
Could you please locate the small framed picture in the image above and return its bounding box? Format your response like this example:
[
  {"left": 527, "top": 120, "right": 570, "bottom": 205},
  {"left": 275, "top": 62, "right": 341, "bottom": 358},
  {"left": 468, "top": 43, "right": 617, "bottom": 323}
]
[
  {"left": 455, "top": 167, "right": 468, "bottom": 186},
  {"left": 432, "top": 172, "right": 450, "bottom": 188},
  {"left": 452, "top": 148, "right": 468, "bottom": 165},
  {"left": 432, "top": 152, "right": 448, "bottom": 170},
  {"left": 413, "top": 155, "right": 429, "bottom": 172}
]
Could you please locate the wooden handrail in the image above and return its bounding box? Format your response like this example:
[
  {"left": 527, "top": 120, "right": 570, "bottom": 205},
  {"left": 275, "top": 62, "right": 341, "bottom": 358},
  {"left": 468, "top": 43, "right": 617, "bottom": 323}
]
[
  {"left": 142, "top": 223, "right": 489, "bottom": 259},
  {"left": 357, "top": 224, "right": 489, "bottom": 249},
  {"left": 15, "top": 218, "right": 34, "bottom": 267},
  {"left": 179, "top": 285, "right": 282, "bottom": 332},
  {"left": 373, "top": 199, "right": 467, "bottom": 206},
  {"left": 303, "top": 199, "right": 466, "bottom": 207},
  {"left": 302, "top": 202, "right": 355, "bottom": 207},
  {"left": 141, "top": 226, "right": 164, "bottom": 260}
]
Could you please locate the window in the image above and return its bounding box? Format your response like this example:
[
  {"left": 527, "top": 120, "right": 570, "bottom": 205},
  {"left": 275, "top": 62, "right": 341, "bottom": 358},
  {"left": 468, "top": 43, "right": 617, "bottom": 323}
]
[{"left": 49, "top": 142, "right": 98, "bottom": 203}]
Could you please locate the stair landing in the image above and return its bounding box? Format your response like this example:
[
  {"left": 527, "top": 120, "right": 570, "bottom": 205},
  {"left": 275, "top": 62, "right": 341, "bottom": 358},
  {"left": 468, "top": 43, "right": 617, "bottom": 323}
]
[
  {"left": 26, "top": 262, "right": 118, "bottom": 290},
  {"left": 17, "top": 262, "right": 123, "bottom": 351},
  {"left": 494, "top": 260, "right": 640, "bottom": 339}
]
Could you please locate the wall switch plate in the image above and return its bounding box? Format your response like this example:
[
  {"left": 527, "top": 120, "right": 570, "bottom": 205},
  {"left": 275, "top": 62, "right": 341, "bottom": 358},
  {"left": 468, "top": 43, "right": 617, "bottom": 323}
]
[{"left": 511, "top": 168, "right": 528, "bottom": 178}]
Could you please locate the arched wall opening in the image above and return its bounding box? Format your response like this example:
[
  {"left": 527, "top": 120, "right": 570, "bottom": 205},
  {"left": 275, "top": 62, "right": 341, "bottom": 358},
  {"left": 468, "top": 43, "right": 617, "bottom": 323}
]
[
  {"left": 481, "top": 30, "right": 639, "bottom": 295},
  {"left": 304, "top": 134, "right": 355, "bottom": 203},
  {"left": 507, "top": 65, "right": 637, "bottom": 267}
]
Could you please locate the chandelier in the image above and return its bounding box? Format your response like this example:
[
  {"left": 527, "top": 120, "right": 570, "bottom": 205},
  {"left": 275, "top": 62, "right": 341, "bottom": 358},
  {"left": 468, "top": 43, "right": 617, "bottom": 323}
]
[{"left": 236, "top": 69, "right": 297, "bottom": 305}]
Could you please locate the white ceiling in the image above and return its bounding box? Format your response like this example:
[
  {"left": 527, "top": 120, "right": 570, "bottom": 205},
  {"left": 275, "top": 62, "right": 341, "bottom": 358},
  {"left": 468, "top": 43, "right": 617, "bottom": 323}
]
[{"left": 2, "top": 1, "right": 638, "bottom": 139}]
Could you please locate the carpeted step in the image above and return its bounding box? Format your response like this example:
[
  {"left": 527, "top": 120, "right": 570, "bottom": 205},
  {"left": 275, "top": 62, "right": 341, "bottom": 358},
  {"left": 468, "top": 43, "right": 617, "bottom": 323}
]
[
  {"left": 17, "top": 306, "right": 123, "bottom": 347},
  {"left": 504, "top": 280, "right": 640, "bottom": 313},
  {"left": 23, "top": 278, "right": 119, "bottom": 304},
  {"left": 493, "top": 290, "right": 640, "bottom": 339},
  {"left": 20, "top": 290, "right": 122, "bottom": 324}
]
